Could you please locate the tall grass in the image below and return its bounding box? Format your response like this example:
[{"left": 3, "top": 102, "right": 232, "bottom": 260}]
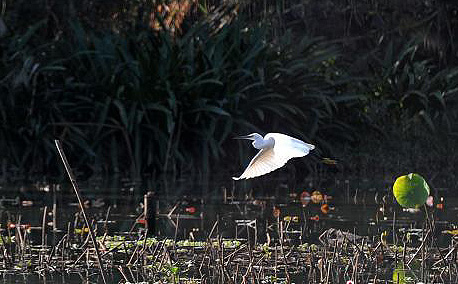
[
  {"left": 358, "top": 37, "right": 458, "bottom": 132},
  {"left": 0, "top": 10, "right": 364, "bottom": 187},
  {"left": 2, "top": 0, "right": 458, "bottom": 190}
]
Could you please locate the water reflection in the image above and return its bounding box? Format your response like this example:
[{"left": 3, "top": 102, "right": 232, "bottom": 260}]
[
  {"left": 0, "top": 185, "right": 455, "bottom": 244},
  {"left": 0, "top": 182, "right": 457, "bottom": 283}
]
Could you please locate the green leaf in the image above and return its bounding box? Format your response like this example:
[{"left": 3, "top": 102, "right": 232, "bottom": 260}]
[
  {"left": 113, "top": 99, "right": 128, "bottom": 127},
  {"left": 190, "top": 105, "right": 230, "bottom": 116}
]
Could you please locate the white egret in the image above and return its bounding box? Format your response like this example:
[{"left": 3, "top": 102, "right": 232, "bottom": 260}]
[{"left": 233, "top": 133, "right": 315, "bottom": 180}]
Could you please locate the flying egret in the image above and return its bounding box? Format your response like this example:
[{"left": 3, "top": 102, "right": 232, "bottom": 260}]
[{"left": 233, "top": 133, "right": 315, "bottom": 180}]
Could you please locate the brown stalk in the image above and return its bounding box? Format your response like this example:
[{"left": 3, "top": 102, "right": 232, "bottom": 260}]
[
  {"left": 407, "top": 228, "right": 431, "bottom": 266},
  {"left": 279, "top": 221, "right": 291, "bottom": 283},
  {"left": 54, "top": 140, "right": 107, "bottom": 284},
  {"left": 117, "top": 266, "right": 130, "bottom": 282},
  {"left": 41, "top": 206, "right": 47, "bottom": 251}
]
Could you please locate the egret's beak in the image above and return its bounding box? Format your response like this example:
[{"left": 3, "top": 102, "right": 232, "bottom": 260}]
[{"left": 233, "top": 135, "right": 251, "bottom": 140}]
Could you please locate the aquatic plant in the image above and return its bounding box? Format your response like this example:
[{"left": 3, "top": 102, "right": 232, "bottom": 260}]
[
  {"left": 1, "top": 10, "right": 361, "bottom": 186},
  {"left": 393, "top": 173, "right": 430, "bottom": 208},
  {"left": 2, "top": 0, "right": 458, "bottom": 190}
]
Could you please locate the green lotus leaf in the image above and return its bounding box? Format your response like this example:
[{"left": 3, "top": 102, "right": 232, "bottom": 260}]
[{"left": 393, "top": 173, "right": 430, "bottom": 208}]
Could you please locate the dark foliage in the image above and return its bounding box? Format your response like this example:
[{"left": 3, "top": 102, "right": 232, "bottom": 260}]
[{"left": 1, "top": 0, "right": 458, "bottom": 189}]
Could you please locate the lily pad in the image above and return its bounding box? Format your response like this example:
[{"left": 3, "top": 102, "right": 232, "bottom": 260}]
[{"left": 393, "top": 173, "right": 430, "bottom": 208}]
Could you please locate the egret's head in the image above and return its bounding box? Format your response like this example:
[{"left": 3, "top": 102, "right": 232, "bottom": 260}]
[{"left": 234, "top": 133, "right": 262, "bottom": 141}]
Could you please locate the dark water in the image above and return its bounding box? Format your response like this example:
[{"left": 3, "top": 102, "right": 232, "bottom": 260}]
[{"left": 0, "top": 182, "right": 455, "bottom": 283}]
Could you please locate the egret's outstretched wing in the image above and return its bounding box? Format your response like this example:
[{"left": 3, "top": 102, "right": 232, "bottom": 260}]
[
  {"left": 267, "top": 133, "right": 315, "bottom": 158},
  {"left": 232, "top": 148, "right": 290, "bottom": 180},
  {"left": 233, "top": 133, "right": 315, "bottom": 180}
]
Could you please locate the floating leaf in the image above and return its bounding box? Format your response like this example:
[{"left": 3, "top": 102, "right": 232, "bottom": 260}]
[{"left": 393, "top": 173, "right": 430, "bottom": 208}]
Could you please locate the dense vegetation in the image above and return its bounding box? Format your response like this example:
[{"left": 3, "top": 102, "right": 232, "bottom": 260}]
[{"left": 1, "top": 0, "right": 458, "bottom": 191}]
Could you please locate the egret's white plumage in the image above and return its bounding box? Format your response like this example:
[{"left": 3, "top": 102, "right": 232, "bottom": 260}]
[{"left": 233, "top": 133, "right": 315, "bottom": 180}]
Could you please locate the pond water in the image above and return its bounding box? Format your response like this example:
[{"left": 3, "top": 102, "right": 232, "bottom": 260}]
[{"left": 0, "top": 182, "right": 456, "bottom": 283}]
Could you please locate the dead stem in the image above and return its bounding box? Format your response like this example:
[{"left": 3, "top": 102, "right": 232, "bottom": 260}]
[
  {"left": 55, "top": 140, "right": 107, "bottom": 284},
  {"left": 407, "top": 228, "right": 431, "bottom": 266},
  {"left": 41, "top": 206, "right": 47, "bottom": 251},
  {"left": 117, "top": 265, "right": 130, "bottom": 282},
  {"left": 279, "top": 221, "right": 291, "bottom": 283}
]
